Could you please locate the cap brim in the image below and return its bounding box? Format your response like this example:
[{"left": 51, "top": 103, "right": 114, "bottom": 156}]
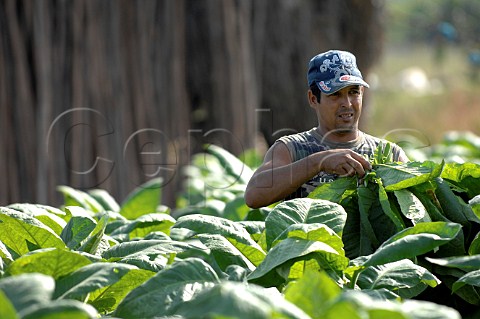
[{"left": 315, "top": 76, "right": 369, "bottom": 94}]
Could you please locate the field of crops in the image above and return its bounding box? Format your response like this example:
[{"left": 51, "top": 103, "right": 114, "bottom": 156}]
[{"left": 1, "top": 133, "right": 480, "bottom": 319}]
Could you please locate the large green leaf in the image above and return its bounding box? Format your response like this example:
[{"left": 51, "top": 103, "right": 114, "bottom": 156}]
[
  {"left": 265, "top": 198, "right": 347, "bottom": 250},
  {"left": 174, "top": 281, "right": 310, "bottom": 319},
  {"left": 63, "top": 206, "right": 96, "bottom": 219},
  {"left": 356, "top": 259, "right": 440, "bottom": 298},
  {"left": 57, "top": 185, "right": 104, "bottom": 213},
  {"left": 114, "top": 258, "right": 220, "bottom": 318},
  {"left": 223, "top": 195, "right": 251, "bottom": 221},
  {"left": 6, "top": 248, "right": 92, "bottom": 279},
  {"left": 77, "top": 214, "right": 109, "bottom": 255},
  {"left": 88, "top": 268, "right": 154, "bottom": 314},
  {"left": 394, "top": 189, "right": 430, "bottom": 224},
  {"left": 441, "top": 162, "right": 480, "bottom": 198},
  {"left": 0, "top": 208, "right": 65, "bottom": 256},
  {"left": 470, "top": 195, "right": 480, "bottom": 218},
  {"left": 60, "top": 215, "right": 97, "bottom": 250},
  {"left": 357, "top": 185, "right": 381, "bottom": 254},
  {"left": 284, "top": 269, "right": 341, "bottom": 319},
  {"left": 53, "top": 262, "right": 137, "bottom": 300},
  {"left": 247, "top": 238, "right": 349, "bottom": 286},
  {"left": 239, "top": 220, "right": 265, "bottom": 242},
  {"left": 307, "top": 176, "right": 356, "bottom": 203},
  {"left": 119, "top": 177, "right": 163, "bottom": 220},
  {"left": 375, "top": 161, "right": 443, "bottom": 191},
  {"left": 410, "top": 184, "right": 466, "bottom": 256},
  {"left": 7, "top": 203, "right": 67, "bottom": 236},
  {"left": 110, "top": 213, "right": 175, "bottom": 241},
  {"left": 468, "top": 231, "right": 480, "bottom": 255},
  {"left": 379, "top": 182, "right": 406, "bottom": 230},
  {"left": 452, "top": 269, "right": 480, "bottom": 293},
  {"left": 173, "top": 214, "right": 266, "bottom": 266},
  {"left": 272, "top": 223, "right": 344, "bottom": 255},
  {"left": 426, "top": 255, "right": 480, "bottom": 272},
  {"left": 356, "top": 222, "right": 461, "bottom": 267},
  {"left": 0, "top": 290, "right": 19, "bottom": 319},
  {"left": 434, "top": 177, "right": 472, "bottom": 227},
  {"left": 102, "top": 239, "right": 208, "bottom": 272},
  {"left": 196, "top": 234, "right": 256, "bottom": 272},
  {"left": 87, "top": 189, "right": 120, "bottom": 212},
  {"left": 0, "top": 273, "right": 55, "bottom": 318},
  {"left": 102, "top": 239, "right": 197, "bottom": 258}
]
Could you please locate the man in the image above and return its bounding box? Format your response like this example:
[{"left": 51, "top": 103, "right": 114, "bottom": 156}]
[{"left": 245, "top": 50, "right": 408, "bottom": 209}]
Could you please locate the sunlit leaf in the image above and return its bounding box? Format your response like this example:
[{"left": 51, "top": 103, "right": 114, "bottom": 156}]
[
  {"left": 6, "top": 248, "right": 92, "bottom": 279},
  {"left": 375, "top": 161, "right": 443, "bottom": 191},
  {"left": 7, "top": 204, "right": 67, "bottom": 236},
  {"left": 88, "top": 268, "right": 154, "bottom": 314},
  {"left": 0, "top": 290, "right": 19, "bottom": 319},
  {"left": 441, "top": 162, "right": 480, "bottom": 198},
  {"left": 57, "top": 186, "right": 104, "bottom": 213},
  {"left": 119, "top": 178, "right": 163, "bottom": 220},
  {"left": 284, "top": 270, "right": 341, "bottom": 318},
  {"left": 88, "top": 189, "right": 120, "bottom": 212},
  {"left": 0, "top": 208, "right": 65, "bottom": 256},
  {"left": 53, "top": 262, "right": 137, "bottom": 300}
]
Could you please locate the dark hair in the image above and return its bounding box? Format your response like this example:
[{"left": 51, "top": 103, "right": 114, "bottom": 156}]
[{"left": 309, "top": 84, "right": 321, "bottom": 102}]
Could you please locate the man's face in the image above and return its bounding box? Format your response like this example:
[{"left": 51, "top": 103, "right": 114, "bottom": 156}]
[{"left": 312, "top": 85, "right": 363, "bottom": 140}]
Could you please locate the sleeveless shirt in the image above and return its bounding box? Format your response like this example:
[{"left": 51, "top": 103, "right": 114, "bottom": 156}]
[{"left": 276, "top": 128, "right": 407, "bottom": 199}]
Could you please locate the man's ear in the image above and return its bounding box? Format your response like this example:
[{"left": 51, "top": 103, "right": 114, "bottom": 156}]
[{"left": 307, "top": 90, "right": 319, "bottom": 107}]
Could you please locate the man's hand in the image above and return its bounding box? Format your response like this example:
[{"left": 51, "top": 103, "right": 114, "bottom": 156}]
[{"left": 318, "top": 149, "right": 372, "bottom": 177}]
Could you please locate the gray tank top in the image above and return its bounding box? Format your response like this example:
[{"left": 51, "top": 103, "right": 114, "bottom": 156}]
[{"left": 276, "top": 127, "right": 407, "bottom": 199}]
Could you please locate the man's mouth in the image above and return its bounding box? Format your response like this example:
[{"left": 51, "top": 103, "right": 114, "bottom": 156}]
[{"left": 338, "top": 113, "right": 354, "bottom": 119}]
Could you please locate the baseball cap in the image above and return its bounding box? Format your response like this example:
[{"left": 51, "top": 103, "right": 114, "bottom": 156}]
[{"left": 307, "top": 50, "right": 369, "bottom": 94}]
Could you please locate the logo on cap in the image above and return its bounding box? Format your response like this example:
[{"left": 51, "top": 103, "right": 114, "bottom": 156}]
[{"left": 318, "top": 81, "right": 330, "bottom": 92}]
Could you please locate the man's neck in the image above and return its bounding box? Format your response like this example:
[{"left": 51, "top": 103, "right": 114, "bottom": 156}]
[{"left": 316, "top": 127, "right": 360, "bottom": 144}]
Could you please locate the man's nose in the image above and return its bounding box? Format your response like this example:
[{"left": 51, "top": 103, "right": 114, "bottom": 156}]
[{"left": 339, "top": 94, "right": 352, "bottom": 107}]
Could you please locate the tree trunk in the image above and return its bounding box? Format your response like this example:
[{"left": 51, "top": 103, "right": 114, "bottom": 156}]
[{"left": 0, "top": 0, "right": 384, "bottom": 207}]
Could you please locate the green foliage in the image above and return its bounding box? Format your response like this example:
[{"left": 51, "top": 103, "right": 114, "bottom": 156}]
[
  {"left": 387, "top": 0, "right": 480, "bottom": 46},
  {"left": 1, "top": 144, "right": 480, "bottom": 318}
]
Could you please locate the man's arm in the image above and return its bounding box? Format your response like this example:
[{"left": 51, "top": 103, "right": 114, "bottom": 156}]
[{"left": 244, "top": 142, "right": 372, "bottom": 208}]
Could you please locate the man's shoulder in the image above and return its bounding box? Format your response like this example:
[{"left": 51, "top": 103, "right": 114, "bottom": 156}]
[
  {"left": 275, "top": 128, "right": 327, "bottom": 162},
  {"left": 276, "top": 128, "right": 319, "bottom": 144}
]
